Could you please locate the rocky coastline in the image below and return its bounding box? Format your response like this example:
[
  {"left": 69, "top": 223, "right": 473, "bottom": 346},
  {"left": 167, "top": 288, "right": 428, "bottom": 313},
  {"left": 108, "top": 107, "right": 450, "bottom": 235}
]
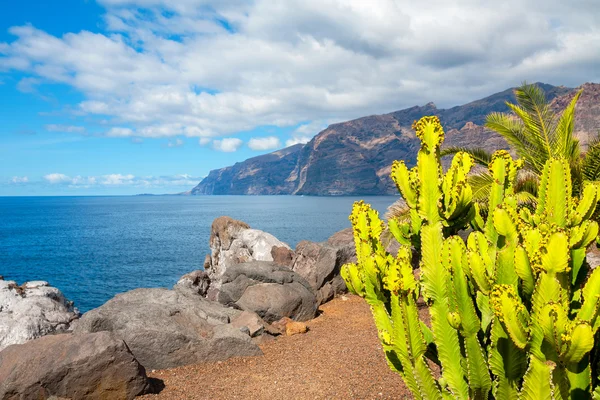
[{"left": 0, "top": 216, "right": 355, "bottom": 399}]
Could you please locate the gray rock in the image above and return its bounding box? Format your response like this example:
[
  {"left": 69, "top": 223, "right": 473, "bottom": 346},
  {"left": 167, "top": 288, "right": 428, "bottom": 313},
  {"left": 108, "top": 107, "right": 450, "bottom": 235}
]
[
  {"left": 292, "top": 241, "right": 350, "bottom": 305},
  {"left": 74, "top": 288, "right": 262, "bottom": 370},
  {"left": 0, "top": 280, "right": 79, "bottom": 351},
  {"left": 217, "top": 261, "right": 317, "bottom": 323},
  {"left": 0, "top": 331, "right": 152, "bottom": 400},
  {"left": 230, "top": 311, "right": 274, "bottom": 337},
  {"left": 174, "top": 269, "right": 211, "bottom": 297},
  {"left": 206, "top": 216, "right": 292, "bottom": 299}
]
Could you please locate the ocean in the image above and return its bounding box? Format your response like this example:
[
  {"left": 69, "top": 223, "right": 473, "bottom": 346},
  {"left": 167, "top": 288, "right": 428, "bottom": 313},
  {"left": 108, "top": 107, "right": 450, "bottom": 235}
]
[{"left": 0, "top": 195, "right": 397, "bottom": 312}]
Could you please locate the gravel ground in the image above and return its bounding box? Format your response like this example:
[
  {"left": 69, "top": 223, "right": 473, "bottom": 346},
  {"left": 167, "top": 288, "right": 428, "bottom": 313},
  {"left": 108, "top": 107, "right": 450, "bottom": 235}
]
[{"left": 140, "top": 294, "right": 413, "bottom": 399}]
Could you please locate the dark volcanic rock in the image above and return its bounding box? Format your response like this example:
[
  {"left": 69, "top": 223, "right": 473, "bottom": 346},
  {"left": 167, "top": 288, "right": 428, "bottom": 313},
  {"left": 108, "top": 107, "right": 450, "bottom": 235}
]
[
  {"left": 0, "top": 332, "right": 152, "bottom": 400},
  {"left": 74, "top": 288, "right": 262, "bottom": 370},
  {"left": 189, "top": 83, "right": 591, "bottom": 195},
  {"left": 216, "top": 261, "right": 318, "bottom": 323}
]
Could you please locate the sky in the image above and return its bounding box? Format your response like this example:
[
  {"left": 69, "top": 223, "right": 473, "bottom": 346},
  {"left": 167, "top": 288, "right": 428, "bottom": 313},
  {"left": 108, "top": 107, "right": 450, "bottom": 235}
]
[{"left": 1, "top": 0, "right": 600, "bottom": 195}]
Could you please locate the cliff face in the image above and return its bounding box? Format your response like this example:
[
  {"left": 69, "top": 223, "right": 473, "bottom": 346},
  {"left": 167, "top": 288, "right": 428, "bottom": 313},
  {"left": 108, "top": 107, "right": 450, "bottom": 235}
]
[
  {"left": 192, "top": 83, "right": 600, "bottom": 196},
  {"left": 191, "top": 144, "right": 304, "bottom": 195}
]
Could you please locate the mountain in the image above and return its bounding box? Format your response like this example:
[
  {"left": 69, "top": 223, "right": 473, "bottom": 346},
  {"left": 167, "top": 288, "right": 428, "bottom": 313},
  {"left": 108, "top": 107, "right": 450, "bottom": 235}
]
[{"left": 191, "top": 83, "right": 600, "bottom": 196}]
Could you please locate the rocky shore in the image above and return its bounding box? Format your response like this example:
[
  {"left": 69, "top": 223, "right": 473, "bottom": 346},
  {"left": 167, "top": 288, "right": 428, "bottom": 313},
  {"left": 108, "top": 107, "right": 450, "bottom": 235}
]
[{"left": 0, "top": 217, "right": 355, "bottom": 399}]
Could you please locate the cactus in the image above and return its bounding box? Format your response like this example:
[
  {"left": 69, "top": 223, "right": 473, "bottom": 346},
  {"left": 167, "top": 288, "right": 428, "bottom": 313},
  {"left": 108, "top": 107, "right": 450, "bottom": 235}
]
[{"left": 342, "top": 116, "right": 600, "bottom": 399}]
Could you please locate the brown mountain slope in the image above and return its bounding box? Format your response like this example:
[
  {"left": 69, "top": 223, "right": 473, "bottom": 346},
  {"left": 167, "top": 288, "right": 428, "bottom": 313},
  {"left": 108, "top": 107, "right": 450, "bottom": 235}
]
[{"left": 192, "top": 83, "right": 599, "bottom": 196}]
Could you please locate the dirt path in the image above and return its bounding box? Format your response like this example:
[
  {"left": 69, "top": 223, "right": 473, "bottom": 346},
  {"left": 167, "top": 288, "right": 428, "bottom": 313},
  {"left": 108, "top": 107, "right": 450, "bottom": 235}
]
[{"left": 141, "top": 295, "right": 411, "bottom": 399}]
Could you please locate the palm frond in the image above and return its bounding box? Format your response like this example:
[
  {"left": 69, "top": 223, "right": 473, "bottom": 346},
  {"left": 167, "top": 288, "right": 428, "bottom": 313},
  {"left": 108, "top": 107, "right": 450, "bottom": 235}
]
[
  {"left": 486, "top": 111, "right": 546, "bottom": 173},
  {"left": 512, "top": 83, "right": 557, "bottom": 157},
  {"left": 440, "top": 147, "right": 493, "bottom": 166},
  {"left": 513, "top": 172, "right": 539, "bottom": 197},
  {"left": 582, "top": 132, "right": 600, "bottom": 181},
  {"left": 469, "top": 172, "right": 494, "bottom": 203},
  {"left": 554, "top": 89, "right": 583, "bottom": 163},
  {"left": 385, "top": 198, "right": 410, "bottom": 222}
]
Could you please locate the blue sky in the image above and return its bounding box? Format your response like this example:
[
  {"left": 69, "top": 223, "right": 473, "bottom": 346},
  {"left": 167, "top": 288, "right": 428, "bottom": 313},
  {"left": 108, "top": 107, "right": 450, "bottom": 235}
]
[{"left": 1, "top": 0, "right": 599, "bottom": 195}]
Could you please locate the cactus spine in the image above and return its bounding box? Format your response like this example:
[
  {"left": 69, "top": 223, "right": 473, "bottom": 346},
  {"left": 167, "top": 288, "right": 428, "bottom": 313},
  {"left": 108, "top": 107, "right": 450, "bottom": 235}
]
[{"left": 342, "top": 116, "right": 600, "bottom": 399}]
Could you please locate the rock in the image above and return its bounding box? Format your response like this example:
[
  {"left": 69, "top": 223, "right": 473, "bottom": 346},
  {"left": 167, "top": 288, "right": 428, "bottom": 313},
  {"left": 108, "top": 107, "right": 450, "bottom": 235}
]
[
  {"left": 270, "top": 317, "right": 293, "bottom": 335},
  {"left": 327, "top": 228, "right": 358, "bottom": 265},
  {"left": 286, "top": 321, "right": 308, "bottom": 336},
  {"left": 587, "top": 246, "right": 600, "bottom": 269},
  {"left": 216, "top": 261, "right": 318, "bottom": 323},
  {"left": 75, "top": 288, "right": 262, "bottom": 370},
  {"left": 0, "top": 332, "right": 152, "bottom": 400},
  {"left": 174, "top": 270, "right": 211, "bottom": 297},
  {"left": 0, "top": 280, "right": 79, "bottom": 351},
  {"left": 291, "top": 241, "right": 351, "bottom": 305},
  {"left": 271, "top": 245, "right": 295, "bottom": 267},
  {"left": 230, "top": 311, "right": 278, "bottom": 337},
  {"left": 206, "top": 216, "right": 292, "bottom": 299},
  {"left": 327, "top": 227, "right": 354, "bottom": 249}
]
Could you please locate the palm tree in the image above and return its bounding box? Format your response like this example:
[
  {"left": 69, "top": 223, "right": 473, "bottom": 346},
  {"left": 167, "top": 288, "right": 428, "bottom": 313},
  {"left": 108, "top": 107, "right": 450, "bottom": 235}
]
[{"left": 387, "top": 83, "right": 600, "bottom": 221}]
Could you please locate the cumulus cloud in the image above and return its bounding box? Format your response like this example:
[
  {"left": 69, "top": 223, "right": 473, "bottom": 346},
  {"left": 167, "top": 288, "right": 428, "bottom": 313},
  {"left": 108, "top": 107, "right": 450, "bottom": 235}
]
[
  {"left": 198, "top": 137, "right": 211, "bottom": 146},
  {"left": 1, "top": 0, "right": 600, "bottom": 143},
  {"left": 44, "top": 173, "right": 71, "bottom": 183},
  {"left": 213, "top": 137, "right": 243, "bottom": 152},
  {"left": 10, "top": 176, "right": 29, "bottom": 184},
  {"left": 248, "top": 136, "right": 281, "bottom": 151}
]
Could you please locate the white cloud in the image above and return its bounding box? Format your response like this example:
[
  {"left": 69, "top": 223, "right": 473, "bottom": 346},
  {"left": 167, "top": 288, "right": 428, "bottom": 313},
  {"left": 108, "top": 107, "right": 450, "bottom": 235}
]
[
  {"left": 45, "top": 124, "right": 86, "bottom": 133},
  {"left": 38, "top": 172, "right": 201, "bottom": 188},
  {"left": 248, "top": 136, "right": 281, "bottom": 151},
  {"left": 198, "top": 137, "right": 211, "bottom": 146},
  {"left": 101, "top": 174, "right": 135, "bottom": 185},
  {"left": 1, "top": 0, "right": 600, "bottom": 142},
  {"left": 10, "top": 176, "right": 29, "bottom": 184},
  {"left": 213, "top": 137, "right": 243, "bottom": 152},
  {"left": 44, "top": 173, "right": 71, "bottom": 184},
  {"left": 285, "top": 120, "right": 329, "bottom": 146},
  {"left": 106, "top": 127, "right": 134, "bottom": 137}
]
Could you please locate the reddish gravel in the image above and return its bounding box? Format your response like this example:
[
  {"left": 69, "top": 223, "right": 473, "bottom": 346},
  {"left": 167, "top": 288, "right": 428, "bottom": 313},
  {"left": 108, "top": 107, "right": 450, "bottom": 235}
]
[{"left": 141, "top": 294, "right": 412, "bottom": 399}]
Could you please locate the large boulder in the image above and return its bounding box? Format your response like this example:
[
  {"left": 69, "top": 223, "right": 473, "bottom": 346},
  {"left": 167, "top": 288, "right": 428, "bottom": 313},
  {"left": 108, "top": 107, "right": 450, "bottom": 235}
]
[
  {"left": 216, "top": 261, "right": 318, "bottom": 323},
  {"left": 0, "top": 331, "right": 152, "bottom": 400},
  {"left": 74, "top": 287, "right": 262, "bottom": 370},
  {"left": 291, "top": 241, "right": 348, "bottom": 305},
  {"left": 206, "top": 216, "right": 292, "bottom": 299},
  {"left": 0, "top": 279, "right": 79, "bottom": 351}
]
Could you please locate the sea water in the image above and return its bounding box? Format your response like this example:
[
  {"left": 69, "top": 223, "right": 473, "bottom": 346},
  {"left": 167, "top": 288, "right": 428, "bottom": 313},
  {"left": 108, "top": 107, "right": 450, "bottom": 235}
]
[{"left": 0, "top": 195, "right": 397, "bottom": 312}]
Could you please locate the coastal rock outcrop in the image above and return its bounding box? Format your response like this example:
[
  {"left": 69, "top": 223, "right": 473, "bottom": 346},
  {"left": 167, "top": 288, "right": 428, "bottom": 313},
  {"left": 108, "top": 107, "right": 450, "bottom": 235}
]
[
  {"left": 0, "top": 331, "right": 152, "bottom": 399},
  {"left": 74, "top": 288, "right": 262, "bottom": 370},
  {"left": 206, "top": 216, "right": 292, "bottom": 299},
  {"left": 216, "top": 261, "right": 318, "bottom": 323},
  {"left": 0, "top": 279, "right": 79, "bottom": 351}
]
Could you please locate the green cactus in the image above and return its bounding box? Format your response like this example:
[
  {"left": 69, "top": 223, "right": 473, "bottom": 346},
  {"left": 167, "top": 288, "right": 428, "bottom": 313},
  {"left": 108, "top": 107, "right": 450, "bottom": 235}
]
[{"left": 342, "top": 116, "right": 600, "bottom": 399}]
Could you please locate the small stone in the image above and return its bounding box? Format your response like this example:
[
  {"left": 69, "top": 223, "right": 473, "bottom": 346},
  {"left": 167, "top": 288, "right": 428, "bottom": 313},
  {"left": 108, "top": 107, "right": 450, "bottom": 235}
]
[
  {"left": 285, "top": 321, "right": 308, "bottom": 336},
  {"left": 271, "top": 317, "right": 293, "bottom": 334}
]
